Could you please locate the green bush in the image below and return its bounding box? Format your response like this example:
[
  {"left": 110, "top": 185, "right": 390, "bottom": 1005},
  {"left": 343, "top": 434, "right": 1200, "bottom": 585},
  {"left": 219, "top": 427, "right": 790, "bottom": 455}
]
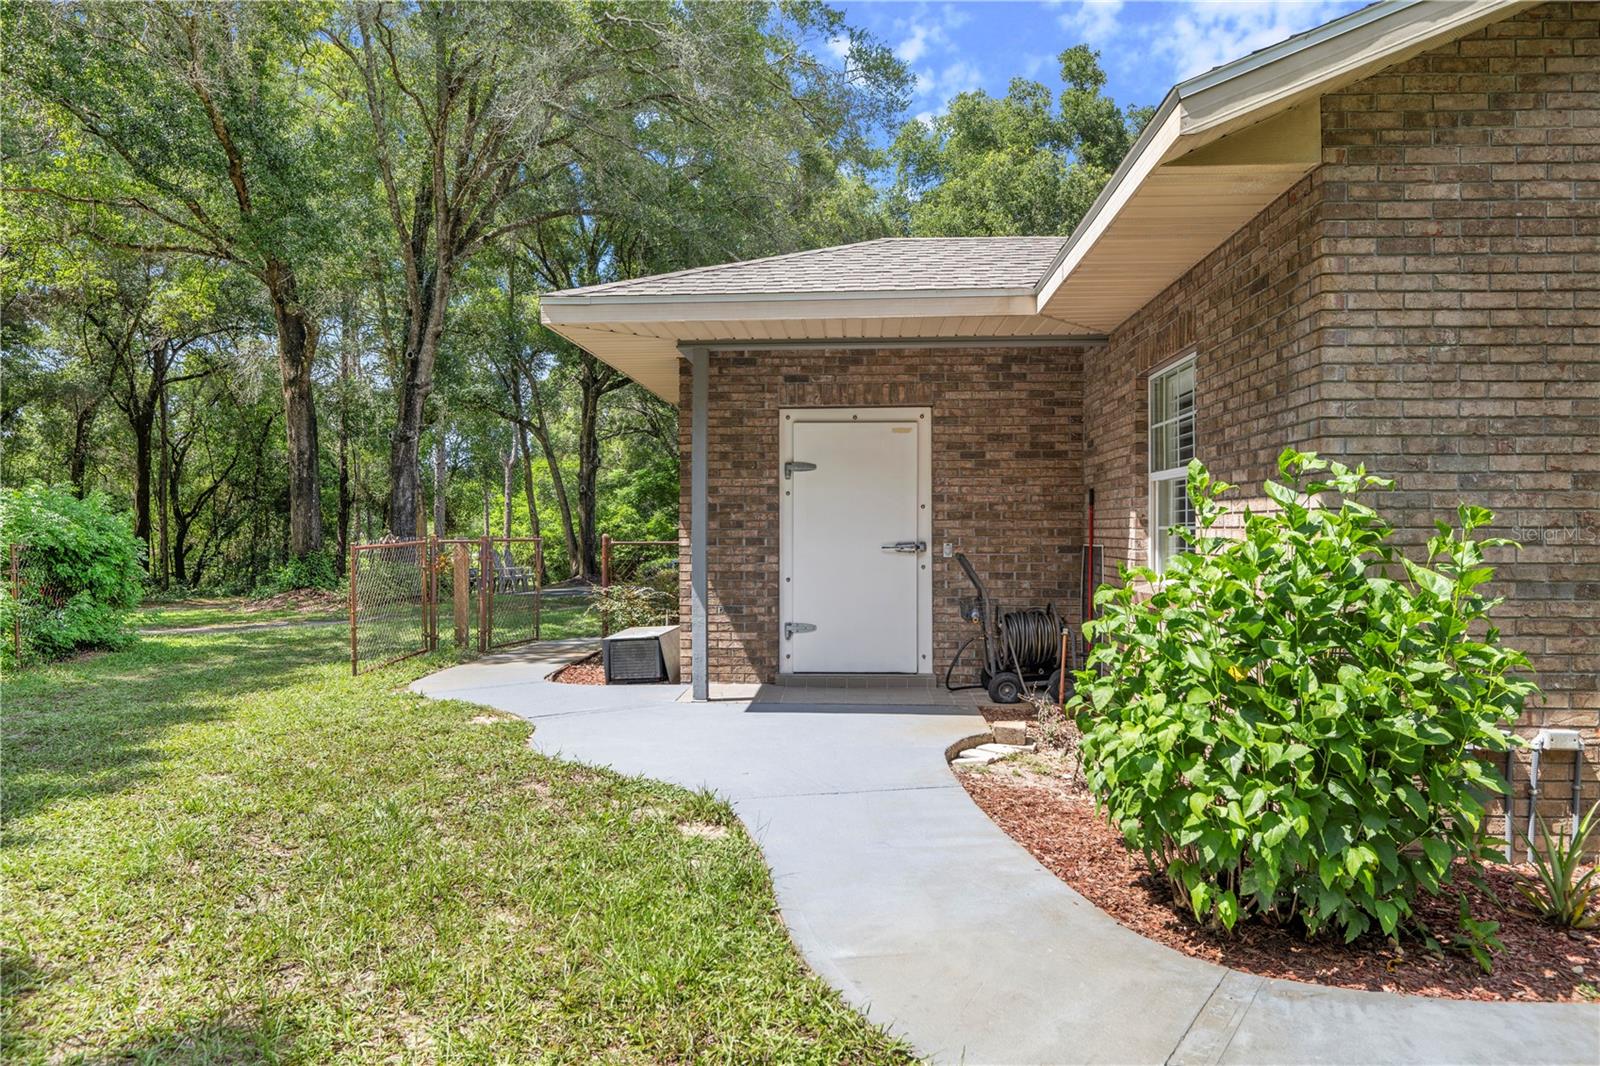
[
  {"left": 256, "top": 549, "right": 339, "bottom": 595},
  {"left": 1071, "top": 450, "right": 1532, "bottom": 966},
  {"left": 0, "top": 484, "right": 145, "bottom": 663}
]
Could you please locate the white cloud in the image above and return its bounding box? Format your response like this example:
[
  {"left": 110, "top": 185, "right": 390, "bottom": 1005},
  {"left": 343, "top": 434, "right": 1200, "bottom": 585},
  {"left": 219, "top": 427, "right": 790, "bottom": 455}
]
[
  {"left": 897, "top": 24, "right": 934, "bottom": 63},
  {"left": 1056, "top": 0, "right": 1125, "bottom": 47},
  {"left": 928, "top": 59, "right": 984, "bottom": 98},
  {"left": 1153, "top": 1, "right": 1354, "bottom": 81},
  {"left": 825, "top": 35, "right": 851, "bottom": 61}
]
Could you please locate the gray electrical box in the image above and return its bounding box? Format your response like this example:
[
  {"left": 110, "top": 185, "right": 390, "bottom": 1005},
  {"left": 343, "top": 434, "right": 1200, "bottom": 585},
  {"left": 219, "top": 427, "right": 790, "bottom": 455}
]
[{"left": 602, "top": 625, "right": 682, "bottom": 684}]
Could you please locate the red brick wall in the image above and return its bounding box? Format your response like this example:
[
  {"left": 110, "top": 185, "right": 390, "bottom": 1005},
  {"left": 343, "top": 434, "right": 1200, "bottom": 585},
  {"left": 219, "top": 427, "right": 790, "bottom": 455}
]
[
  {"left": 1082, "top": 168, "right": 1331, "bottom": 579},
  {"left": 1084, "top": 1, "right": 1598, "bottom": 844},
  {"left": 679, "top": 345, "right": 1088, "bottom": 684}
]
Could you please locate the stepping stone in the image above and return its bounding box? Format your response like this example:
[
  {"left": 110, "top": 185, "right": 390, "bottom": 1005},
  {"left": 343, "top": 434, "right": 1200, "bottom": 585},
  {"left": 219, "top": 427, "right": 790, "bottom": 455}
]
[
  {"left": 974, "top": 742, "right": 1034, "bottom": 756},
  {"left": 992, "top": 721, "right": 1028, "bottom": 745}
]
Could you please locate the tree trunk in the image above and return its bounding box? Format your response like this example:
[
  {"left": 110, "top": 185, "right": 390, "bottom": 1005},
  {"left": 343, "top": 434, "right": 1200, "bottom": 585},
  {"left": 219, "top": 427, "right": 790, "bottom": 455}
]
[
  {"left": 130, "top": 406, "right": 155, "bottom": 553},
  {"left": 528, "top": 414, "right": 581, "bottom": 580},
  {"left": 433, "top": 433, "right": 447, "bottom": 538},
  {"left": 386, "top": 264, "right": 451, "bottom": 538},
  {"left": 516, "top": 426, "right": 548, "bottom": 584},
  {"left": 156, "top": 381, "right": 171, "bottom": 588},
  {"left": 268, "top": 273, "right": 324, "bottom": 559},
  {"left": 336, "top": 300, "right": 353, "bottom": 576},
  {"left": 501, "top": 450, "right": 515, "bottom": 538},
  {"left": 575, "top": 379, "right": 601, "bottom": 581},
  {"left": 68, "top": 400, "right": 99, "bottom": 497}
]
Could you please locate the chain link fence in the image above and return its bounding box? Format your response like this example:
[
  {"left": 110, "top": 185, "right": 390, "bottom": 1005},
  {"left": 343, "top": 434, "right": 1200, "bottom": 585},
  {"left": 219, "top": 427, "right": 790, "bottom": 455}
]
[
  {"left": 349, "top": 539, "right": 435, "bottom": 675},
  {"left": 349, "top": 534, "right": 684, "bottom": 674},
  {"left": 6, "top": 544, "right": 73, "bottom": 667}
]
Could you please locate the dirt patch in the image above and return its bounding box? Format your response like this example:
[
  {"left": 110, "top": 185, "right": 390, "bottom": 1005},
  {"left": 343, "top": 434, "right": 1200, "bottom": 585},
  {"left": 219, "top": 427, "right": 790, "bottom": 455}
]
[
  {"left": 957, "top": 735, "right": 1599, "bottom": 1003},
  {"left": 550, "top": 654, "right": 604, "bottom": 686},
  {"left": 244, "top": 589, "right": 344, "bottom": 615},
  {"left": 677, "top": 822, "right": 729, "bottom": 840}
]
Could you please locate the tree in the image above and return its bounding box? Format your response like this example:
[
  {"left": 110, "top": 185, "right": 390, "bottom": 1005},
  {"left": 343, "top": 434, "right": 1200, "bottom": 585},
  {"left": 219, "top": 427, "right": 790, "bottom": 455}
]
[
  {"left": 323, "top": 0, "right": 908, "bottom": 537},
  {"left": 5, "top": 1, "right": 347, "bottom": 559},
  {"left": 887, "top": 45, "right": 1151, "bottom": 237}
]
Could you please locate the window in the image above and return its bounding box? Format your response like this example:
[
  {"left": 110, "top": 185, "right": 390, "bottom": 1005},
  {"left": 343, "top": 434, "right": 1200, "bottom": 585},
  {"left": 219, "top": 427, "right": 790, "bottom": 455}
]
[{"left": 1148, "top": 354, "right": 1196, "bottom": 573}]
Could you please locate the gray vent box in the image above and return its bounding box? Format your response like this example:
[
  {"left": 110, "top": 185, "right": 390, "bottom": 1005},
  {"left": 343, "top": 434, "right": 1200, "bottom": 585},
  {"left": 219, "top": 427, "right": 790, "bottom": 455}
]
[{"left": 602, "top": 625, "right": 682, "bottom": 684}]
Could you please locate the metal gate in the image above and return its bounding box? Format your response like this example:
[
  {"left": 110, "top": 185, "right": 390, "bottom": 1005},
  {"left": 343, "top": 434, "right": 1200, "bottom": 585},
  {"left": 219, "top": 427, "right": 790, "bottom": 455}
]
[{"left": 349, "top": 536, "right": 545, "bottom": 675}]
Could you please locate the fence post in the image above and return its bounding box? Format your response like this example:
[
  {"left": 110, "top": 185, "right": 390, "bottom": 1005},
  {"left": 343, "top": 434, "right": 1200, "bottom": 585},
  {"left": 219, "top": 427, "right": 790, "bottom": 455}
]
[
  {"left": 11, "top": 544, "right": 22, "bottom": 664},
  {"left": 600, "top": 533, "right": 611, "bottom": 637},
  {"left": 428, "top": 538, "right": 438, "bottom": 651},
  {"left": 534, "top": 538, "right": 543, "bottom": 641},
  {"left": 453, "top": 541, "right": 470, "bottom": 648},
  {"left": 348, "top": 541, "right": 358, "bottom": 676},
  {"left": 478, "top": 536, "right": 491, "bottom": 653}
]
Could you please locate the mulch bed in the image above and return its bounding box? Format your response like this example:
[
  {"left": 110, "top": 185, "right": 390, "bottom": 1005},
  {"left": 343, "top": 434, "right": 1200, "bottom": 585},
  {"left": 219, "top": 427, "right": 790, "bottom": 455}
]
[
  {"left": 550, "top": 654, "right": 605, "bottom": 686},
  {"left": 957, "top": 739, "right": 1598, "bottom": 1003}
]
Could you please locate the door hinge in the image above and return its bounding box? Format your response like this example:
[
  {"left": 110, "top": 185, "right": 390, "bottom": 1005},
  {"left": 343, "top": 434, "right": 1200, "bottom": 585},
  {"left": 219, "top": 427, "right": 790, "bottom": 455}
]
[
  {"left": 784, "top": 460, "right": 816, "bottom": 480},
  {"left": 784, "top": 621, "right": 817, "bottom": 640}
]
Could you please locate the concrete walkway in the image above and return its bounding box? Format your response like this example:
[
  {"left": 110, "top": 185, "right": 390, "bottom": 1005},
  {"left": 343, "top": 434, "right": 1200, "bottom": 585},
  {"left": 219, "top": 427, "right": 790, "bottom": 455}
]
[{"left": 413, "top": 645, "right": 1598, "bottom": 1065}]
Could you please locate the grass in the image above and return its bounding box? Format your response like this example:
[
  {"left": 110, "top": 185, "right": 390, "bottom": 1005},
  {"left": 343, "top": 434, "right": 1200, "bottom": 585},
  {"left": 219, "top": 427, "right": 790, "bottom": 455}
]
[
  {"left": 1, "top": 625, "right": 911, "bottom": 1063},
  {"left": 131, "top": 603, "right": 343, "bottom": 629}
]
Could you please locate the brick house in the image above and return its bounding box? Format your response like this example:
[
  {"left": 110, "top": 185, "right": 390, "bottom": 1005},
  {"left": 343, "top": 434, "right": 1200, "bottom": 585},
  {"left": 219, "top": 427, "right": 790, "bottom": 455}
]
[{"left": 543, "top": 1, "right": 1597, "bottom": 834}]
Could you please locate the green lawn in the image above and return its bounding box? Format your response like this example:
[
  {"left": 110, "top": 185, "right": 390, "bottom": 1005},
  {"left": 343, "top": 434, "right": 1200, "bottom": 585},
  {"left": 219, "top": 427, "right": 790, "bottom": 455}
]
[
  {"left": 131, "top": 601, "right": 343, "bottom": 630},
  {"left": 1, "top": 626, "right": 910, "bottom": 1063}
]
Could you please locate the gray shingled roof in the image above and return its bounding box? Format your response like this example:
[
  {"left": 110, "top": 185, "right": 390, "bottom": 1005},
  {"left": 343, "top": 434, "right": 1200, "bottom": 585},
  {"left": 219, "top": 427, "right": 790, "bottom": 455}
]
[{"left": 550, "top": 236, "right": 1070, "bottom": 298}]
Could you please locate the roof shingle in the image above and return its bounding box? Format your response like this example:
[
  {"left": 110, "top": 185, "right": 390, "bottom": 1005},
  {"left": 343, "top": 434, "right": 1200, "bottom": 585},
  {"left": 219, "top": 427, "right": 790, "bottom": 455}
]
[{"left": 549, "top": 236, "right": 1069, "bottom": 298}]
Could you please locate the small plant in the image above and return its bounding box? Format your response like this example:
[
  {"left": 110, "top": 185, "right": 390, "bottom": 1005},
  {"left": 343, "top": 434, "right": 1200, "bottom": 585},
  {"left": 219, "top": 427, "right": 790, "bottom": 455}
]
[
  {"left": 256, "top": 549, "right": 339, "bottom": 595},
  {"left": 589, "top": 582, "right": 676, "bottom": 633},
  {"left": 1517, "top": 804, "right": 1599, "bottom": 929},
  {"left": 1071, "top": 449, "right": 1534, "bottom": 965}
]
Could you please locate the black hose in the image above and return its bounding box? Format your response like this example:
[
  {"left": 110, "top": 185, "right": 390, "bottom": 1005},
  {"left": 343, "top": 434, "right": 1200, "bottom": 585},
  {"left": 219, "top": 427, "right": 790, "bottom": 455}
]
[
  {"left": 999, "top": 605, "right": 1060, "bottom": 673},
  {"left": 943, "top": 635, "right": 984, "bottom": 691}
]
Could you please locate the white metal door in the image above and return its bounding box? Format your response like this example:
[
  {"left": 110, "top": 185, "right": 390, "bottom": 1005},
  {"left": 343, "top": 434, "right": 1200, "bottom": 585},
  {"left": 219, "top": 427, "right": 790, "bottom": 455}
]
[{"left": 781, "top": 410, "right": 929, "bottom": 673}]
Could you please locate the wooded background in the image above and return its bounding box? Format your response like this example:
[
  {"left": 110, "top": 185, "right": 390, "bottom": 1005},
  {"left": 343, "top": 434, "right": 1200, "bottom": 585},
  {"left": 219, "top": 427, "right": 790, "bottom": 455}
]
[{"left": 2, "top": 0, "right": 1147, "bottom": 592}]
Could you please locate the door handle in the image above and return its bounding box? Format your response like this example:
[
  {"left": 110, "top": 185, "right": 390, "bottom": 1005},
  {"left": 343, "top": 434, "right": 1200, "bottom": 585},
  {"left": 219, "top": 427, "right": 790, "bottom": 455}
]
[{"left": 881, "top": 540, "right": 926, "bottom": 554}]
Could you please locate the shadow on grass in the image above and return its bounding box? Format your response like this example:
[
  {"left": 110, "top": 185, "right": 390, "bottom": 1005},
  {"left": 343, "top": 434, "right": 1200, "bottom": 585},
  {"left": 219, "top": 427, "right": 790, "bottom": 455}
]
[
  {"left": 75, "top": 1010, "right": 298, "bottom": 1065},
  {"left": 1, "top": 628, "right": 338, "bottom": 829}
]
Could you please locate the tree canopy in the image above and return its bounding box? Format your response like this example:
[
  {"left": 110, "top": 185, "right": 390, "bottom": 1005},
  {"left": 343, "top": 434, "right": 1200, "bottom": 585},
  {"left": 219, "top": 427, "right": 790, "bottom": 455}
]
[
  {"left": 886, "top": 45, "right": 1152, "bottom": 237},
  {"left": 2, "top": 3, "right": 1146, "bottom": 594}
]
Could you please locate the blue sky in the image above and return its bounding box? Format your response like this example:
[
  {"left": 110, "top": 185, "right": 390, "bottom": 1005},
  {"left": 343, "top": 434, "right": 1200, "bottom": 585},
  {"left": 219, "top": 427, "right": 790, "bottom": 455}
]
[{"left": 829, "top": 1, "right": 1369, "bottom": 126}]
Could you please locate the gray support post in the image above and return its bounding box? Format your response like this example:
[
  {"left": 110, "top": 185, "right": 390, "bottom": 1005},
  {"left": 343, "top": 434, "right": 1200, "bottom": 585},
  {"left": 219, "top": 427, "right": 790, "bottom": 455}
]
[{"left": 687, "top": 347, "right": 709, "bottom": 701}]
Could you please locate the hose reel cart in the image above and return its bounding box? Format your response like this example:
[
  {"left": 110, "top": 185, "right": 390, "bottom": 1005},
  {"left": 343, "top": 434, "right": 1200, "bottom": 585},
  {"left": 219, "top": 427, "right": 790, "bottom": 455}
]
[{"left": 946, "top": 552, "right": 1082, "bottom": 704}]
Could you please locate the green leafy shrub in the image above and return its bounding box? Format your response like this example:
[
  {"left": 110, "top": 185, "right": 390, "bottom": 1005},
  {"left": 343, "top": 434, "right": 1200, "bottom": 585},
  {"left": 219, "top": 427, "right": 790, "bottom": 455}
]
[
  {"left": 257, "top": 549, "right": 339, "bottom": 595},
  {"left": 588, "top": 581, "right": 676, "bottom": 634},
  {"left": 1071, "top": 450, "right": 1532, "bottom": 963},
  {"left": 1517, "top": 803, "right": 1599, "bottom": 929},
  {"left": 1, "top": 484, "right": 145, "bottom": 663}
]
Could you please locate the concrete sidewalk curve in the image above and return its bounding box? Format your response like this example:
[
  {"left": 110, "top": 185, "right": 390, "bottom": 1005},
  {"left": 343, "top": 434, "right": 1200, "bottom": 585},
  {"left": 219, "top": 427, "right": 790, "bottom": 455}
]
[{"left": 412, "top": 646, "right": 1599, "bottom": 1065}]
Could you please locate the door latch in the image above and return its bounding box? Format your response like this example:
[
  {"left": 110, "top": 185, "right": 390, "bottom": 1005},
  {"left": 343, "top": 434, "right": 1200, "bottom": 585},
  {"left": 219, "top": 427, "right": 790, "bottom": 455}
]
[
  {"left": 880, "top": 540, "right": 927, "bottom": 554},
  {"left": 784, "top": 461, "right": 816, "bottom": 480},
  {"left": 784, "top": 622, "right": 816, "bottom": 640}
]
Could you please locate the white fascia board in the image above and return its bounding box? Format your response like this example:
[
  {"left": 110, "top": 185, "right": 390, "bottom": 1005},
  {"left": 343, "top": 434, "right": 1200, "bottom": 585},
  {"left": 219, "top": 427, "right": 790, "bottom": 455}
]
[
  {"left": 1176, "top": 0, "right": 1530, "bottom": 136},
  {"left": 540, "top": 290, "right": 1039, "bottom": 326},
  {"left": 1031, "top": 100, "right": 1184, "bottom": 310},
  {"left": 1032, "top": 0, "right": 1525, "bottom": 315}
]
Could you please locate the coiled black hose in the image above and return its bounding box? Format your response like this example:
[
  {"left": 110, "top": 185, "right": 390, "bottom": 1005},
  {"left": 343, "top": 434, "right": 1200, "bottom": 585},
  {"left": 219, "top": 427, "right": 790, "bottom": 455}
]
[{"left": 999, "top": 605, "right": 1060, "bottom": 673}]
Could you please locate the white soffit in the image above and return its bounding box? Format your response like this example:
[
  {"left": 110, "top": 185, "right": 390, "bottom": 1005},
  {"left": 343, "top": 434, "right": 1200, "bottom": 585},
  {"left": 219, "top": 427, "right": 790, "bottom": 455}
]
[
  {"left": 1034, "top": 0, "right": 1528, "bottom": 331},
  {"left": 549, "top": 310, "right": 1095, "bottom": 401}
]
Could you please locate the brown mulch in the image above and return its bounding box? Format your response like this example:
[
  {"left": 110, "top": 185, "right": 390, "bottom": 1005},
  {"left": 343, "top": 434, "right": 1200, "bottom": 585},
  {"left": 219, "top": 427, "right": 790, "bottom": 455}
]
[
  {"left": 957, "top": 741, "right": 1599, "bottom": 1003},
  {"left": 550, "top": 654, "right": 605, "bottom": 686}
]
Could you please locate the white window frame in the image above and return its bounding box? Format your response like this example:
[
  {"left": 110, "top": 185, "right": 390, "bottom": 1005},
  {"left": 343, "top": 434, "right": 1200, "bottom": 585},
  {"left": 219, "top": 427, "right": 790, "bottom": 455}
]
[{"left": 1148, "top": 352, "right": 1197, "bottom": 573}]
